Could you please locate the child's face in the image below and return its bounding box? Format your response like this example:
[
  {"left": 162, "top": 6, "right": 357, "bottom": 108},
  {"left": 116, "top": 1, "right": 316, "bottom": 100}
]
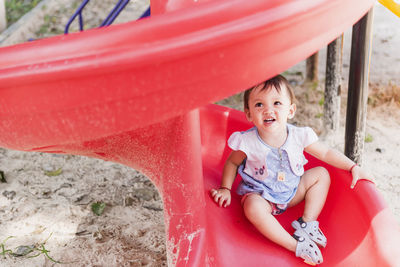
[{"left": 245, "top": 84, "right": 296, "bottom": 135}]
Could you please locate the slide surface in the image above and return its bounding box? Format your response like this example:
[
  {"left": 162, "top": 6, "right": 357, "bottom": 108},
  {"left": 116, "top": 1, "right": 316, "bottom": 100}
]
[{"left": 201, "top": 105, "right": 400, "bottom": 266}]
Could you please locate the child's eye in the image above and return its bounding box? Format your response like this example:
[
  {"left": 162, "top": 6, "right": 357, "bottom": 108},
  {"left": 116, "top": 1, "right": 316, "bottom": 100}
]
[
  {"left": 255, "top": 102, "right": 263, "bottom": 108},
  {"left": 274, "top": 101, "right": 282, "bottom": 105}
]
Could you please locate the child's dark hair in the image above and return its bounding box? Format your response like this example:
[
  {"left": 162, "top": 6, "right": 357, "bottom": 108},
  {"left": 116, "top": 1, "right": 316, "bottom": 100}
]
[{"left": 244, "top": 75, "right": 296, "bottom": 110}]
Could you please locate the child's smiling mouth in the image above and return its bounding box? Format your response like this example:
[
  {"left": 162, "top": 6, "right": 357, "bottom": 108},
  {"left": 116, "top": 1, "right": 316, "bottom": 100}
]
[{"left": 264, "top": 118, "right": 276, "bottom": 124}]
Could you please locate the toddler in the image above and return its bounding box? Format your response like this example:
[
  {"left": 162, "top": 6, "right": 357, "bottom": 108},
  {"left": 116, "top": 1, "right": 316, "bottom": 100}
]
[{"left": 210, "top": 74, "right": 373, "bottom": 265}]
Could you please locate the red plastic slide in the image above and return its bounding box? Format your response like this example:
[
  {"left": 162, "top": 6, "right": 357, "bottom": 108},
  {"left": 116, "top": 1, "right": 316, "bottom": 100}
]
[
  {"left": 1, "top": 0, "right": 399, "bottom": 266},
  {"left": 201, "top": 105, "right": 400, "bottom": 266}
]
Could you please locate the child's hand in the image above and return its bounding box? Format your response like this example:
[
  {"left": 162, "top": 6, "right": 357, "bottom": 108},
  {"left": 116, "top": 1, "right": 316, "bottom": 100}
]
[
  {"left": 350, "top": 165, "right": 375, "bottom": 189},
  {"left": 210, "top": 188, "right": 231, "bottom": 208}
]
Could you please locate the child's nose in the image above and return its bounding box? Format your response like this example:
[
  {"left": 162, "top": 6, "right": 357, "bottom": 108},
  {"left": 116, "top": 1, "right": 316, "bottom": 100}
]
[{"left": 263, "top": 105, "right": 273, "bottom": 114}]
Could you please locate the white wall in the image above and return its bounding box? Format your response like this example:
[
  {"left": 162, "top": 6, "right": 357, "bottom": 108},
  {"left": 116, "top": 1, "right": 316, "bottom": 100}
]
[{"left": 0, "top": 0, "right": 6, "bottom": 32}]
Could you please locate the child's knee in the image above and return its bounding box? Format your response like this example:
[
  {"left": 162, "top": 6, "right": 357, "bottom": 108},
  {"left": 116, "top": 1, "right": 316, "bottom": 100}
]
[
  {"left": 243, "top": 194, "right": 272, "bottom": 221},
  {"left": 302, "top": 167, "right": 330, "bottom": 188},
  {"left": 316, "top": 166, "right": 330, "bottom": 186}
]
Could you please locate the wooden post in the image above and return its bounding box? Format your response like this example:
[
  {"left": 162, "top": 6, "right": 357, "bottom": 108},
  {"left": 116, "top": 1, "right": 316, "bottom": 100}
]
[
  {"left": 324, "top": 35, "right": 344, "bottom": 134},
  {"left": 0, "top": 0, "right": 6, "bottom": 32},
  {"left": 306, "top": 52, "right": 319, "bottom": 82},
  {"left": 345, "top": 9, "right": 374, "bottom": 164}
]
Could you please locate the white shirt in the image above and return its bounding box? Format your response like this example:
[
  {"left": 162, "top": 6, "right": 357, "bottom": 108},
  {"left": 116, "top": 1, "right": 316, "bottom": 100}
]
[{"left": 228, "top": 124, "right": 318, "bottom": 204}]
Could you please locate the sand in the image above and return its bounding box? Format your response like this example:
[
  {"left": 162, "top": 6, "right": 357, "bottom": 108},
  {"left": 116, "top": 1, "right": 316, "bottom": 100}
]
[{"left": 0, "top": 1, "right": 399, "bottom": 266}]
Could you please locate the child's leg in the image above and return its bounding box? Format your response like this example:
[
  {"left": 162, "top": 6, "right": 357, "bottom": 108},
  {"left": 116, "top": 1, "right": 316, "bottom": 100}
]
[
  {"left": 289, "top": 167, "right": 330, "bottom": 222},
  {"left": 242, "top": 193, "right": 297, "bottom": 252}
]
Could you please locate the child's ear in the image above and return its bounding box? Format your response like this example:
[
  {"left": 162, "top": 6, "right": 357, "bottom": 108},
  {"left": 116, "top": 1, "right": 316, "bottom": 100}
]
[
  {"left": 245, "top": 108, "right": 252, "bottom": 121},
  {"left": 288, "top": 103, "right": 296, "bottom": 119}
]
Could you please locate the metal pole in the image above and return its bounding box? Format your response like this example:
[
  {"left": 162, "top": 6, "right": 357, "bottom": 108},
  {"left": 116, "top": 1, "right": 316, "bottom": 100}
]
[{"left": 344, "top": 9, "right": 374, "bottom": 164}]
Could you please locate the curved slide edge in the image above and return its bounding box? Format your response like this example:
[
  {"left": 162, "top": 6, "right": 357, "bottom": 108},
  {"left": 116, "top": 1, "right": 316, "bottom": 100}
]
[{"left": 0, "top": 0, "right": 374, "bottom": 151}]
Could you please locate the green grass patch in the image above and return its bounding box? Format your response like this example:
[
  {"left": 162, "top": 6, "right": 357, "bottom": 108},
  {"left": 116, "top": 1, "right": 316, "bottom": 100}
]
[
  {"left": 365, "top": 134, "right": 374, "bottom": 143},
  {"left": 91, "top": 202, "right": 106, "bottom": 216},
  {"left": 0, "top": 234, "right": 64, "bottom": 263},
  {"left": 5, "top": 0, "right": 41, "bottom": 25},
  {"left": 44, "top": 167, "right": 63, "bottom": 177}
]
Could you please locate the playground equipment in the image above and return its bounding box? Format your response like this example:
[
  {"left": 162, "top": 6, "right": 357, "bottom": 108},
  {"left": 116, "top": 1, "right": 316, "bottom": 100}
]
[
  {"left": 1, "top": 0, "right": 399, "bottom": 266},
  {"left": 379, "top": 0, "right": 400, "bottom": 17},
  {"left": 64, "top": 0, "right": 150, "bottom": 34}
]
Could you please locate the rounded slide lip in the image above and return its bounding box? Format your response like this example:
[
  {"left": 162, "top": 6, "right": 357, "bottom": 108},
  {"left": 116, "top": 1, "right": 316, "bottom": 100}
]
[
  {"left": 0, "top": 0, "right": 375, "bottom": 150},
  {"left": 0, "top": 0, "right": 373, "bottom": 86}
]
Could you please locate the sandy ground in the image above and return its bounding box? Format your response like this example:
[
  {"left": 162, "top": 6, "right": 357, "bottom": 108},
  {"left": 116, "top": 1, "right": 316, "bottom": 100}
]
[{"left": 0, "top": 1, "right": 399, "bottom": 266}]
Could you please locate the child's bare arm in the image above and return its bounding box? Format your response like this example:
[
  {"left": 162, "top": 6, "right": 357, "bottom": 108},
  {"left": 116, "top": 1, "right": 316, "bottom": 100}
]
[
  {"left": 305, "top": 141, "right": 374, "bottom": 188},
  {"left": 210, "top": 150, "right": 246, "bottom": 207}
]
